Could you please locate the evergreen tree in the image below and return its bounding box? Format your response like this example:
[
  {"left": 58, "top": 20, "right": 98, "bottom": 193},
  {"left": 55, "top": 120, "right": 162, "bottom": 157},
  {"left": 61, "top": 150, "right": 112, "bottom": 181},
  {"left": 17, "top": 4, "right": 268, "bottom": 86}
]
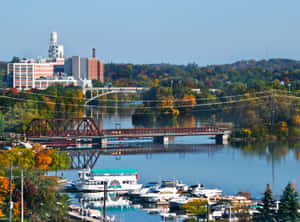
[
  {"left": 254, "top": 184, "right": 276, "bottom": 222},
  {"left": 277, "top": 182, "right": 300, "bottom": 222}
]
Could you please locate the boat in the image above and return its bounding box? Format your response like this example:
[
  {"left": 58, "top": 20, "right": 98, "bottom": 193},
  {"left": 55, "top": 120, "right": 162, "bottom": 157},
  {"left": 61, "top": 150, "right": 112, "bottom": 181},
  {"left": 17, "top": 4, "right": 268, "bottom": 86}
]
[
  {"left": 190, "top": 184, "right": 223, "bottom": 198},
  {"left": 140, "top": 181, "right": 180, "bottom": 203},
  {"left": 129, "top": 182, "right": 160, "bottom": 199},
  {"left": 72, "top": 168, "right": 142, "bottom": 192}
]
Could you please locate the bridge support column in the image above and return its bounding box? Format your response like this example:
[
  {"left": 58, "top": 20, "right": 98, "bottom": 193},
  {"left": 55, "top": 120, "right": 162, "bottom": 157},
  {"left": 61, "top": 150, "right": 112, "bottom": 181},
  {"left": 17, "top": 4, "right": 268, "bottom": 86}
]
[
  {"left": 216, "top": 135, "right": 223, "bottom": 145},
  {"left": 153, "top": 136, "right": 169, "bottom": 145},
  {"left": 100, "top": 138, "right": 107, "bottom": 148},
  {"left": 92, "top": 138, "right": 107, "bottom": 148},
  {"left": 216, "top": 132, "right": 230, "bottom": 145}
]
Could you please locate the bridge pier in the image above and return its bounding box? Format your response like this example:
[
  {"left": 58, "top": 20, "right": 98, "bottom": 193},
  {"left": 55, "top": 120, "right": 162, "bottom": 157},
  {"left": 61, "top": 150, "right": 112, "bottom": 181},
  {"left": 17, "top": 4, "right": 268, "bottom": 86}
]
[
  {"left": 153, "top": 136, "right": 169, "bottom": 145},
  {"left": 216, "top": 135, "right": 223, "bottom": 145},
  {"left": 215, "top": 131, "right": 231, "bottom": 145},
  {"left": 100, "top": 138, "right": 107, "bottom": 148}
]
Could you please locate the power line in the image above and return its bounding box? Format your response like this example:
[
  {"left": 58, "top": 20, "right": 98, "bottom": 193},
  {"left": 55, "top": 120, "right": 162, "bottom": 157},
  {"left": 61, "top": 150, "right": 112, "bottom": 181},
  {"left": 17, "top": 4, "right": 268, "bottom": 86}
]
[
  {"left": 0, "top": 94, "right": 271, "bottom": 109},
  {"left": 0, "top": 88, "right": 272, "bottom": 103}
]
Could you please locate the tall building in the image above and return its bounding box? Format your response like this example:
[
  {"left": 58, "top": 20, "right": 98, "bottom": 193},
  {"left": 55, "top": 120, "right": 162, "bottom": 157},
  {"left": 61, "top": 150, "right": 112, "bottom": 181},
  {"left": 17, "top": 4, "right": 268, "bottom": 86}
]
[
  {"left": 64, "top": 49, "right": 104, "bottom": 83},
  {"left": 48, "top": 32, "right": 64, "bottom": 59},
  {"left": 7, "top": 33, "right": 99, "bottom": 90}
]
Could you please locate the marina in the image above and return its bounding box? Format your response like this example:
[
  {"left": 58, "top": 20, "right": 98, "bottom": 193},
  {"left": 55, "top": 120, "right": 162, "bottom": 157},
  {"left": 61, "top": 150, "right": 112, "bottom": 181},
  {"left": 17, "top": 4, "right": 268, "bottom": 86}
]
[{"left": 66, "top": 177, "right": 259, "bottom": 221}]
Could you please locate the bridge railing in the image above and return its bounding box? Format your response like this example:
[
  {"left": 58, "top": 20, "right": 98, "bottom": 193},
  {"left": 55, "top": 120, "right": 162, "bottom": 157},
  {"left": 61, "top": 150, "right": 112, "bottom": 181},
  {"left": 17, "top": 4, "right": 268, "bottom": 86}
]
[{"left": 101, "top": 126, "right": 225, "bottom": 138}]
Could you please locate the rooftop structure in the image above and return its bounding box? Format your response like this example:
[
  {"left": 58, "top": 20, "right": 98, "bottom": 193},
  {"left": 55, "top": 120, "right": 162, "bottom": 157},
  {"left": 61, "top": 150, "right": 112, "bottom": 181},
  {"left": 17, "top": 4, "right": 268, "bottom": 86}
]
[{"left": 48, "top": 32, "right": 64, "bottom": 59}]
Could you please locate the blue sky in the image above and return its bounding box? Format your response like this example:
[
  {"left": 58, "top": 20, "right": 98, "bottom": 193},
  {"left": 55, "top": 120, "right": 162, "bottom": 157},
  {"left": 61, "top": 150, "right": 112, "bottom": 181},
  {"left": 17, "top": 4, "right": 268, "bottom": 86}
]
[{"left": 1, "top": 0, "right": 300, "bottom": 65}]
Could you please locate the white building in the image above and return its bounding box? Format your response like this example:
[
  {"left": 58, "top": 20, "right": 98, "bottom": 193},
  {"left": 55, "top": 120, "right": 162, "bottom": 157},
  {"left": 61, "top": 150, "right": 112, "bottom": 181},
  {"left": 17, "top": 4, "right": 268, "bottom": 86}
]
[{"left": 48, "top": 32, "right": 64, "bottom": 59}]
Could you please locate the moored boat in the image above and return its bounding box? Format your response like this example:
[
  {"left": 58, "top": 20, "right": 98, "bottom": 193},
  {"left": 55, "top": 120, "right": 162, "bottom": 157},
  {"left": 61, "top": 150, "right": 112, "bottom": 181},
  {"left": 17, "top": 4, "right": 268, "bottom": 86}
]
[
  {"left": 72, "top": 168, "right": 142, "bottom": 192},
  {"left": 190, "top": 184, "right": 222, "bottom": 198},
  {"left": 140, "top": 181, "right": 180, "bottom": 203}
]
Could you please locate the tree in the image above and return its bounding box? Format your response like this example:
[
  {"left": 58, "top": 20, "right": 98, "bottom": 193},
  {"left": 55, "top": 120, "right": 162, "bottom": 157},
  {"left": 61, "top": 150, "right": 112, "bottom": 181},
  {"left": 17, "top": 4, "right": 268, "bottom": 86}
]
[
  {"left": 181, "top": 199, "right": 207, "bottom": 220},
  {"left": 277, "top": 182, "right": 300, "bottom": 222},
  {"left": 0, "top": 145, "right": 71, "bottom": 221},
  {"left": 50, "top": 149, "right": 71, "bottom": 176},
  {"left": 254, "top": 184, "right": 276, "bottom": 222}
]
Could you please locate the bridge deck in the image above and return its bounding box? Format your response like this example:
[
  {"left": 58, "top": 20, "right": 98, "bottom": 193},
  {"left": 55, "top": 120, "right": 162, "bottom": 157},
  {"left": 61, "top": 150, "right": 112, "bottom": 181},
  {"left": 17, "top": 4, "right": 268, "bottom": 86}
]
[
  {"left": 26, "top": 118, "right": 228, "bottom": 140},
  {"left": 102, "top": 127, "right": 225, "bottom": 138}
]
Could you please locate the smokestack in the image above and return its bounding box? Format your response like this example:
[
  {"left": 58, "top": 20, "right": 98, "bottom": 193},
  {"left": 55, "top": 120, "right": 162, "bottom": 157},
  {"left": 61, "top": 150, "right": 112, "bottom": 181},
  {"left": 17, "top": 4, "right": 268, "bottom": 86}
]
[{"left": 92, "top": 48, "right": 96, "bottom": 58}]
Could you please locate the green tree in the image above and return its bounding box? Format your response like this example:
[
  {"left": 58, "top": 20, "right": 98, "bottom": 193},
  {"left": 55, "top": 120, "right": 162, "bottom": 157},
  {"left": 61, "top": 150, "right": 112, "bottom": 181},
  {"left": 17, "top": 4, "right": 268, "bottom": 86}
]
[
  {"left": 254, "top": 184, "right": 276, "bottom": 222},
  {"left": 181, "top": 199, "right": 207, "bottom": 220},
  {"left": 50, "top": 149, "right": 71, "bottom": 176},
  {"left": 277, "top": 182, "right": 300, "bottom": 222}
]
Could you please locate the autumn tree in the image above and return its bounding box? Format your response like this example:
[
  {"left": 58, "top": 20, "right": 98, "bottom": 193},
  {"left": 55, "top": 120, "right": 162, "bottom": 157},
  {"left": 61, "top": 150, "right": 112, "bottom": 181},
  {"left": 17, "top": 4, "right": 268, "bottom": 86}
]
[{"left": 181, "top": 199, "right": 208, "bottom": 220}]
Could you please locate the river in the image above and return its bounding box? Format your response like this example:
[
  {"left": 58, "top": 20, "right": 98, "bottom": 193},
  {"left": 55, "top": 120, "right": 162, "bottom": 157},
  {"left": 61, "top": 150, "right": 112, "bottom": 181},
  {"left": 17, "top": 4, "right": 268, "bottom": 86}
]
[{"left": 61, "top": 112, "right": 300, "bottom": 222}]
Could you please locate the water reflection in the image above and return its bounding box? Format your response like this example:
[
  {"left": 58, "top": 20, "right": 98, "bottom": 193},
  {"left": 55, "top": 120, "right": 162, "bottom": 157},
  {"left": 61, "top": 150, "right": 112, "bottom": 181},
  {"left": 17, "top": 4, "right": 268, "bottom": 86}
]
[
  {"left": 67, "top": 144, "right": 224, "bottom": 170},
  {"left": 232, "top": 141, "right": 300, "bottom": 163},
  {"left": 77, "top": 192, "right": 132, "bottom": 209},
  {"left": 74, "top": 191, "right": 189, "bottom": 222}
]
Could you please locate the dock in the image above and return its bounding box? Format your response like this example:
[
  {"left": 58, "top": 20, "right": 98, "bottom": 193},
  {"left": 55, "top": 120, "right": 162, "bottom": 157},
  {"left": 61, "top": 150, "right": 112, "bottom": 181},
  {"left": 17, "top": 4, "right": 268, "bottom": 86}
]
[
  {"left": 68, "top": 211, "right": 103, "bottom": 222},
  {"left": 68, "top": 205, "right": 112, "bottom": 222}
]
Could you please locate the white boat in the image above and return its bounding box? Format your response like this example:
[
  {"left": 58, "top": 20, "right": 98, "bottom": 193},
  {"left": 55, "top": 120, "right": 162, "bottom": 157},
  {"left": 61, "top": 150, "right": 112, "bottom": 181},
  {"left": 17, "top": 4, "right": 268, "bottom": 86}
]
[
  {"left": 130, "top": 182, "right": 160, "bottom": 198},
  {"left": 190, "top": 184, "right": 222, "bottom": 198},
  {"left": 140, "top": 181, "right": 180, "bottom": 203},
  {"left": 73, "top": 168, "right": 142, "bottom": 192},
  {"left": 169, "top": 196, "right": 190, "bottom": 209}
]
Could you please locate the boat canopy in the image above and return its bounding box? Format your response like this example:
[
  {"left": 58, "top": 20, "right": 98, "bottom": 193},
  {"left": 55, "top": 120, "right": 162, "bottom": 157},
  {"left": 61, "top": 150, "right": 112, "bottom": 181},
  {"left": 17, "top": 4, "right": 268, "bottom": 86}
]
[{"left": 91, "top": 169, "right": 138, "bottom": 174}]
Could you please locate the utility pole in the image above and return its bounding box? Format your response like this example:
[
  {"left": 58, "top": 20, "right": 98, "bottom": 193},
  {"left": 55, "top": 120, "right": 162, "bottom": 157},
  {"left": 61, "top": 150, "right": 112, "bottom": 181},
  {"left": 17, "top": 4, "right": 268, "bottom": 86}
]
[
  {"left": 271, "top": 90, "right": 275, "bottom": 131},
  {"left": 21, "top": 168, "right": 24, "bottom": 222},
  {"left": 103, "top": 181, "right": 107, "bottom": 222},
  {"left": 206, "top": 202, "right": 209, "bottom": 222},
  {"left": 9, "top": 160, "right": 13, "bottom": 222}
]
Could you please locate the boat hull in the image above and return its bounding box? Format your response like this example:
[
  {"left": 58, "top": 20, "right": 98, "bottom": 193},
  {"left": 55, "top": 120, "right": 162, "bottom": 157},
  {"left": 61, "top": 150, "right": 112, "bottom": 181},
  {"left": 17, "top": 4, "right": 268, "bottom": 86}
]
[{"left": 73, "top": 183, "right": 142, "bottom": 192}]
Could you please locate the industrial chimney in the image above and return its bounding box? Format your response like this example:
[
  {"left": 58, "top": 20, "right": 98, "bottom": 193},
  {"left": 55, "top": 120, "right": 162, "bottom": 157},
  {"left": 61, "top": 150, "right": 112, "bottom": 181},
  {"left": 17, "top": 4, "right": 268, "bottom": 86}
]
[{"left": 92, "top": 48, "right": 96, "bottom": 58}]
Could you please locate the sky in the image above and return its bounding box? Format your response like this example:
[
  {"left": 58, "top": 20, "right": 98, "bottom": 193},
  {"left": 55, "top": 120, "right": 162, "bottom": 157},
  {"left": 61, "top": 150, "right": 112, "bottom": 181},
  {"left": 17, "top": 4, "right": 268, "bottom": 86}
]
[{"left": 1, "top": 0, "right": 300, "bottom": 66}]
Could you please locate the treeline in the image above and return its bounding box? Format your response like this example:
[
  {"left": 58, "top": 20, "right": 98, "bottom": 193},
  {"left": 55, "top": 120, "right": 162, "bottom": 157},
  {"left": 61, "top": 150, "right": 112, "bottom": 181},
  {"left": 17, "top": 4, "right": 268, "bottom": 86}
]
[
  {"left": 104, "top": 59, "right": 300, "bottom": 90},
  {"left": 133, "top": 79, "right": 300, "bottom": 139},
  {"left": 0, "top": 84, "right": 84, "bottom": 133}
]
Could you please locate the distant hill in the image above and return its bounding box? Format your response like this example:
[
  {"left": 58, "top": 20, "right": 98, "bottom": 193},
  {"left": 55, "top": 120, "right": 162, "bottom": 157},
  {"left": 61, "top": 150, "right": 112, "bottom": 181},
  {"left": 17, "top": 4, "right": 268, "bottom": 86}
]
[
  {"left": 209, "top": 58, "right": 300, "bottom": 72},
  {"left": 104, "top": 58, "right": 300, "bottom": 88}
]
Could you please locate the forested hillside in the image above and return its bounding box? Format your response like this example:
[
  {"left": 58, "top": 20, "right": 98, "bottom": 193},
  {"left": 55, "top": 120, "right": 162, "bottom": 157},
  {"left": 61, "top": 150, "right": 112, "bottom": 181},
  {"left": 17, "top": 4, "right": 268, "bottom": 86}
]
[{"left": 104, "top": 59, "right": 300, "bottom": 90}]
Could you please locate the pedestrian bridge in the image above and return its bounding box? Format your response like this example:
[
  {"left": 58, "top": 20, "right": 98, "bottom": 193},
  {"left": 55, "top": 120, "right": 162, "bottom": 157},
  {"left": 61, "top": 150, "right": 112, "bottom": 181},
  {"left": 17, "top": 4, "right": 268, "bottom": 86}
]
[
  {"left": 84, "top": 87, "right": 149, "bottom": 105},
  {"left": 83, "top": 87, "right": 201, "bottom": 105}
]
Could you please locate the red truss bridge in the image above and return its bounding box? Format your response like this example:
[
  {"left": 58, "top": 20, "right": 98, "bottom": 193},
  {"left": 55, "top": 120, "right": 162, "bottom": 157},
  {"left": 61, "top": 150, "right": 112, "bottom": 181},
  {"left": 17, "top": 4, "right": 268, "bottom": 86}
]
[{"left": 26, "top": 118, "right": 230, "bottom": 146}]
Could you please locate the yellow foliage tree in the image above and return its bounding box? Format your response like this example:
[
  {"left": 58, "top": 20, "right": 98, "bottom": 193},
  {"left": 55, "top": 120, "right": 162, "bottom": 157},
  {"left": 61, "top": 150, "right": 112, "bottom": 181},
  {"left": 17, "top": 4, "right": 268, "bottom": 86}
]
[
  {"left": 294, "top": 115, "right": 300, "bottom": 127},
  {"left": 42, "top": 96, "right": 55, "bottom": 111},
  {"left": 180, "top": 94, "right": 197, "bottom": 111},
  {"left": 181, "top": 199, "right": 207, "bottom": 218},
  {"left": 0, "top": 177, "right": 14, "bottom": 218},
  {"left": 35, "top": 149, "right": 53, "bottom": 170},
  {"left": 280, "top": 121, "right": 288, "bottom": 131},
  {"left": 152, "top": 79, "right": 160, "bottom": 87}
]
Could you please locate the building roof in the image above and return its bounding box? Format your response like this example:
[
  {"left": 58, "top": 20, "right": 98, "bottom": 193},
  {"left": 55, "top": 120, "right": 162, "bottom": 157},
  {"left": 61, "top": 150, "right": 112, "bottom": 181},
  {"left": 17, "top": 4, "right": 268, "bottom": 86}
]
[{"left": 91, "top": 168, "right": 138, "bottom": 174}]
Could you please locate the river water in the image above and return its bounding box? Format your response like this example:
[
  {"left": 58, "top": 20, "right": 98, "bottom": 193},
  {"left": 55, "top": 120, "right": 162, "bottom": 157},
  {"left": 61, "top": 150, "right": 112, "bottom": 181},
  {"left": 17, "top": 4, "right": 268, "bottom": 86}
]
[{"left": 61, "top": 113, "right": 300, "bottom": 222}]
